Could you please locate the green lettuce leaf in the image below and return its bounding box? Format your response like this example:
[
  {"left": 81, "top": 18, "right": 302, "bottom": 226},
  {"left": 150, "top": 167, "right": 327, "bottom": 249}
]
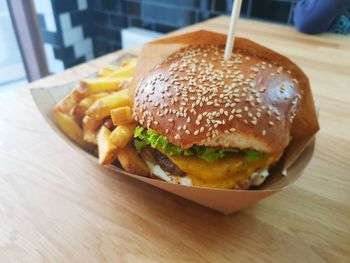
[
  {"left": 134, "top": 127, "right": 267, "bottom": 162},
  {"left": 244, "top": 149, "right": 268, "bottom": 161},
  {"left": 192, "top": 147, "right": 225, "bottom": 162}
]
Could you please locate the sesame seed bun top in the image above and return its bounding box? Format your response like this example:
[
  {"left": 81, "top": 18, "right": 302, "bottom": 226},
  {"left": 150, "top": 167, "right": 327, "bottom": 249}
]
[{"left": 133, "top": 44, "right": 303, "bottom": 159}]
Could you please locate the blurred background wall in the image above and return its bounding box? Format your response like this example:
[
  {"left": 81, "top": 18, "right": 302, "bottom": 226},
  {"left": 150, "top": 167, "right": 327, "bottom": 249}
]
[
  {"left": 0, "top": 0, "right": 26, "bottom": 88},
  {"left": 34, "top": 0, "right": 299, "bottom": 73}
]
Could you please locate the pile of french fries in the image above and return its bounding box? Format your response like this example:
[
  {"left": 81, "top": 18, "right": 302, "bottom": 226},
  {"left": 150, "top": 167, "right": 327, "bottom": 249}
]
[{"left": 54, "top": 57, "right": 150, "bottom": 177}]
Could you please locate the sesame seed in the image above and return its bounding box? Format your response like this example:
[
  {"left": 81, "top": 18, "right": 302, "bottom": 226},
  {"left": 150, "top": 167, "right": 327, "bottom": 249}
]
[{"left": 250, "top": 67, "right": 259, "bottom": 73}]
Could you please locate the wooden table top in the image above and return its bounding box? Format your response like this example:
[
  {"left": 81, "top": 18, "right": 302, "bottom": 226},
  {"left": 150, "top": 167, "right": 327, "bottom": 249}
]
[{"left": 1, "top": 17, "right": 350, "bottom": 262}]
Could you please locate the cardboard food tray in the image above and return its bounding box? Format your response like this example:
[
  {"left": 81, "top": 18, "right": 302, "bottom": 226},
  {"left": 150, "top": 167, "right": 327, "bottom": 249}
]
[{"left": 31, "top": 32, "right": 319, "bottom": 214}]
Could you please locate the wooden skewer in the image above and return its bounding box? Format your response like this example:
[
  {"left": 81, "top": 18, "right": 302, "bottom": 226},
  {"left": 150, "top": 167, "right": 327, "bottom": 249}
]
[{"left": 224, "top": 0, "right": 243, "bottom": 60}]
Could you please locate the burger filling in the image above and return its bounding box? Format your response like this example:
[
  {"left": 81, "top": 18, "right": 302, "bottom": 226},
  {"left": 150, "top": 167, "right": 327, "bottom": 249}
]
[{"left": 134, "top": 127, "right": 271, "bottom": 189}]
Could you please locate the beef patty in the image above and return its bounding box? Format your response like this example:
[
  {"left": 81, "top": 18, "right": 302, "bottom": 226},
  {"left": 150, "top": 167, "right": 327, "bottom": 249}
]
[{"left": 151, "top": 149, "right": 186, "bottom": 177}]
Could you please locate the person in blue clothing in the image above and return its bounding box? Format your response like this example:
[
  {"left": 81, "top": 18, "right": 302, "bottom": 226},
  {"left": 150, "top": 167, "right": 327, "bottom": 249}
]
[{"left": 293, "top": 0, "right": 350, "bottom": 35}]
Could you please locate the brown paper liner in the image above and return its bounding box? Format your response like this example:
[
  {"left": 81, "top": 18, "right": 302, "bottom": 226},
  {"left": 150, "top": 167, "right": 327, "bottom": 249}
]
[{"left": 31, "top": 31, "right": 319, "bottom": 213}]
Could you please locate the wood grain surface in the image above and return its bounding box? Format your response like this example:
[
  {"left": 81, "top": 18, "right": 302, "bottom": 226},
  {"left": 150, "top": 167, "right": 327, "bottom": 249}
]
[{"left": 1, "top": 17, "right": 350, "bottom": 263}]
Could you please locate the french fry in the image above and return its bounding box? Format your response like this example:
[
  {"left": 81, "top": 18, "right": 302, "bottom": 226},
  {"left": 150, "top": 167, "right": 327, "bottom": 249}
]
[
  {"left": 91, "top": 92, "right": 112, "bottom": 100},
  {"left": 104, "top": 62, "right": 136, "bottom": 78},
  {"left": 96, "top": 125, "right": 117, "bottom": 165},
  {"left": 74, "top": 92, "right": 110, "bottom": 118},
  {"left": 55, "top": 87, "right": 84, "bottom": 115},
  {"left": 74, "top": 96, "right": 94, "bottom": 118},
  {"left": 79, "top": 77, "right": 132, "bottom": 94},
  {"left": 99, "top": 58, "right": 137, "bottom": 78},
  {"left": 117, "top": 144, "right": 150, "bottom": 177},
  {"left": 98, "top": 65, "right": 122, "bottom": 77},
  {"left": 82, "top": 115, "right": 103, "bottom": 144},
  {"left": 86, "top": 89, "right": 130, "bottom": 120},
  {"left": 54, "top": 110, "right": 89, "bottom": 147},
  {"left": 109, "top": 123, "right": 136, "bottom": 149},
  {"left": 103, "top": 117, "right": 115, "bottom": 130},
  {"left": 110, "top": 106, "right": 134, "bottom": 126},
  {"left": 122, "top": 57, "right": 137, "bottom": 67}
]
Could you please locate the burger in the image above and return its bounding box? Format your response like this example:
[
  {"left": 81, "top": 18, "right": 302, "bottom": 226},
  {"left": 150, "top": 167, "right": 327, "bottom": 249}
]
[{"left": 132, "top": 44, "right": 303, "bottom": 189}]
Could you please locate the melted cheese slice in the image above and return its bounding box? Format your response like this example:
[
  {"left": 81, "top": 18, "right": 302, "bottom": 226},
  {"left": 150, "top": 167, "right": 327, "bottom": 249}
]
[{"left": 168, "top": 153, "right": 270, "bottom": 189}]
